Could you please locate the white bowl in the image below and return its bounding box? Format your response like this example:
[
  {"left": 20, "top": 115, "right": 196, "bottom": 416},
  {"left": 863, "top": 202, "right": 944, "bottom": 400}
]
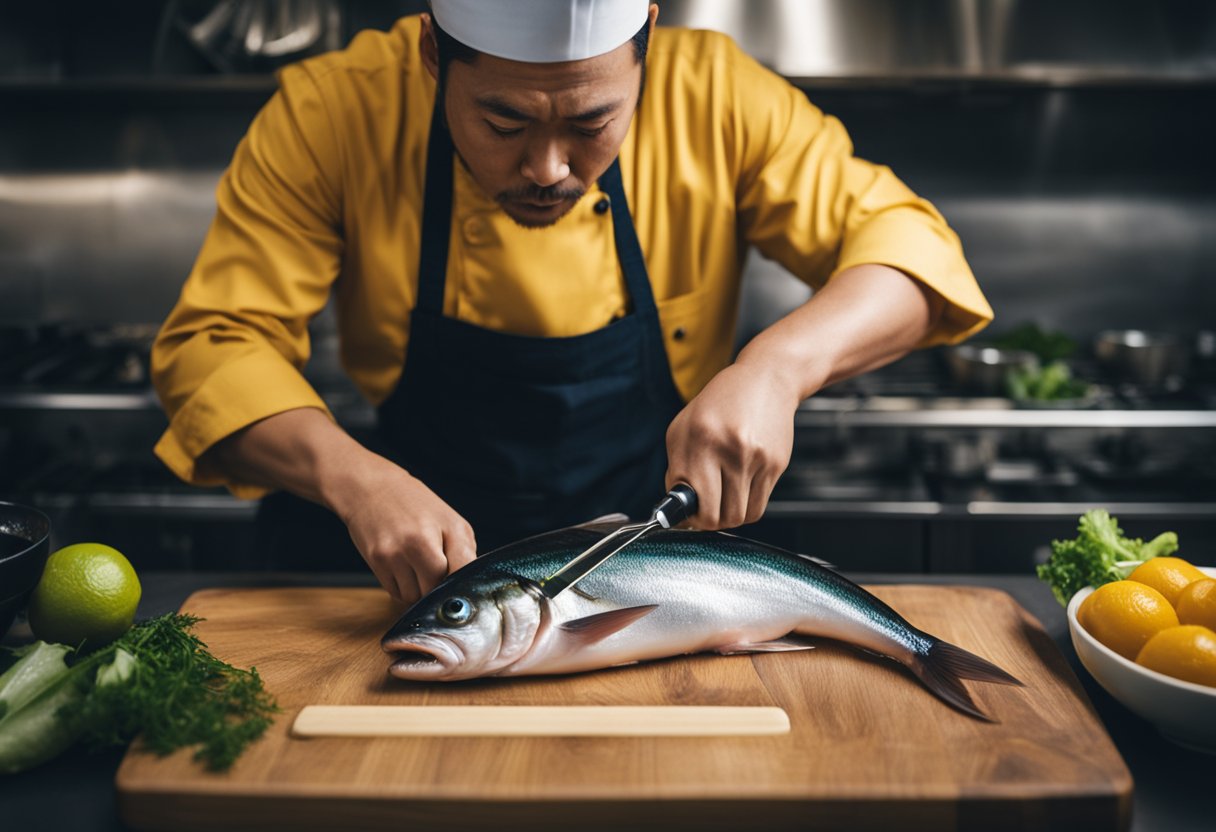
[{"left": 1067, "top": 566, "right": 1216, "bottom": 753}]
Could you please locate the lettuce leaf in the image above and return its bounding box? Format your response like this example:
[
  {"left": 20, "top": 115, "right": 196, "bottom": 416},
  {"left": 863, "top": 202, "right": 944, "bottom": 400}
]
[{"left": 1036, "top": 509, "right": 1178, "bottom": 606}]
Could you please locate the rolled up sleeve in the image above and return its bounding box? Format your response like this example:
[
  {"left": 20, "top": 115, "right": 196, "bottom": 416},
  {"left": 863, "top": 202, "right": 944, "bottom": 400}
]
[
  {"left": 731, "top": 52, "right": 992, "bottom": 345},
  {"left": 151, "top": 61, "right": 344, "bottom": 497}
]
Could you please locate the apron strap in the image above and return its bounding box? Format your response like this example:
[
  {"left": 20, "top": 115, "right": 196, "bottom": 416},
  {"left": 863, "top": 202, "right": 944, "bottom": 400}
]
[
  {"left": 596, "top": 157, "right": 657, "bottom": 316},
  {"left": 416, "top": 98, "right": 454, "bottom": 314}
]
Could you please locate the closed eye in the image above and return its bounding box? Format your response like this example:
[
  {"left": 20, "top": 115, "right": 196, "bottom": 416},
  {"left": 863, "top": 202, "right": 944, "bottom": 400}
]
[
  {"left": 486, "top": 120, "right": 524, "bottom": 137},
  {"left": 575, "top": 123, "right": 611, "bottom": 138}
]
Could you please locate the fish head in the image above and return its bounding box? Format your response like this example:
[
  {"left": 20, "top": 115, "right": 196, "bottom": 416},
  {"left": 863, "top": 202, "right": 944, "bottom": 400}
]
[{"left": 381, "top": 572, "right": 547, "bottom": 681}]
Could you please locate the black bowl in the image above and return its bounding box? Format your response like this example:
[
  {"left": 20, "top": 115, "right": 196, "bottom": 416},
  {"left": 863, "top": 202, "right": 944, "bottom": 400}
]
[{"left": 0, "top": 502, "right": 52, "bottom": 638}]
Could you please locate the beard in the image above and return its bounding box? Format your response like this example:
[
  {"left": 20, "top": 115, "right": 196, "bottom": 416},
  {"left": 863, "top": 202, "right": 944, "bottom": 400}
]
[{"left": 494, "top": 183, "right": 587, "bottom": 229}]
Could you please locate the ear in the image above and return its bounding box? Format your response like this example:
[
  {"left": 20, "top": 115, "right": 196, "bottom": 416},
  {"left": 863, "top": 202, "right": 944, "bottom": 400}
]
[
  {"left": 648, "top": 3, "right": 659, "bottom": 33},
  {"left": 419, "top": 12, "right": 439, "bottom": 82}
]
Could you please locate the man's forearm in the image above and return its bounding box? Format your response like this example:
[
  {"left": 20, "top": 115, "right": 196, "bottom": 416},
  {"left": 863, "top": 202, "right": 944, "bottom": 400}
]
[
  {"left": 734, "top": 263, "right": 940, "bottom": 400},
  {"left": 202, "top": 407, "right": 368, "bottom": 515}
]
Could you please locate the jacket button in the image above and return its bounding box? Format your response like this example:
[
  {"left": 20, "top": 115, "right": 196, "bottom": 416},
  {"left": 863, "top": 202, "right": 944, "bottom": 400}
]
[
  {"left": 594, "top": 197, "right": 611, "bottom": 215},
  {"left": 462, "top": 216, "right": 490, "bottom": 246},
  {"left": 673, "top": 326, "right": 687, "bottom": 341}
]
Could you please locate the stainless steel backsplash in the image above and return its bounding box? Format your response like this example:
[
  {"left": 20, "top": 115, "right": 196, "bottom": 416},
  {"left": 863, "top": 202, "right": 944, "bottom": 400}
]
[
  {"left": 739, "top": 194, "right": 1216, "bottom": 349},
  {"left": 659, "top": 0, "right": 1216, "bottom": 76},
  {"left": 0, "top": 171, "right": 217, "bottom": 324}
]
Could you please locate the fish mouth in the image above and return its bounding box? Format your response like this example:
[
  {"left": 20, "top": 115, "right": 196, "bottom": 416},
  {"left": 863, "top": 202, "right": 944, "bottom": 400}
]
[
  {"left": 388, "top": 645, "right": 440, "bottom": 666},
  {"left": 381, "top": 635, "right": 462, "bottom": 678}
]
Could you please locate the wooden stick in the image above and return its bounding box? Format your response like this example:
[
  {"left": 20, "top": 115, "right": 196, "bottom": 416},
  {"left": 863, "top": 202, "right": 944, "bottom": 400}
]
[{"left": 292, "top": 705, "right": 790, "bottom": 738}]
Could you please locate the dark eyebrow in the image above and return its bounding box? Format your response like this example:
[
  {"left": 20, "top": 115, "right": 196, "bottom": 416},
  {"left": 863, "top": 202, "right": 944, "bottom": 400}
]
[
  {"left": 569, "top": 101, "right": 620, "bottom": 122},
  {"left": 475, "top": 95, "right": 623, "bottom": 123}
]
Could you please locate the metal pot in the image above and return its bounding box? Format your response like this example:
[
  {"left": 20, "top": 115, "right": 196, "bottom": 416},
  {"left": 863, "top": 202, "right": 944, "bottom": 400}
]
[
  {"left": 945, "top": 345, "right": 1037, "bottom": 395},
  {"left": 1094, "top": 330, "right": 1189, "bottom": 389}
]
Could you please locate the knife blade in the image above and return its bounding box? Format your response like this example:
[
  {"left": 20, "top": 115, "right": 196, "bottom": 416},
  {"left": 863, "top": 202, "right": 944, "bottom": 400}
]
[{"left": 539, "top": 484, "right": 698, "bottom": 599}]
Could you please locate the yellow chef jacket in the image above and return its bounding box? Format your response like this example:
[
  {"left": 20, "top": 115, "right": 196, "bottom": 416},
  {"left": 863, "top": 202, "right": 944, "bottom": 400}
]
[{"left": 152, "top": 16, "right": 993, "bottom": 498}]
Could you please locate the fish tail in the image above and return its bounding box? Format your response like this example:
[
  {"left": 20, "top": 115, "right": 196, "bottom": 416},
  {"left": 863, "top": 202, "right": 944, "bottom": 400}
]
[{"left": 910, "top": 640, "right": 1024, "bottom": 722}]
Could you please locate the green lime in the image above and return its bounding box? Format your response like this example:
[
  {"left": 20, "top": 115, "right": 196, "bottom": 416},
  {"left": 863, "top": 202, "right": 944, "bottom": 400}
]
[{"left": 28, "top": 543, "right": 141, "bottom": 648}]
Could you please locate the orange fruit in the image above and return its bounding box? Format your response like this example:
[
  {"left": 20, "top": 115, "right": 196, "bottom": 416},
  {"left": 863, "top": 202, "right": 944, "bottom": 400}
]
[
  {"left": 1077, "top": 580, "right": 1179, "bottom": 660},
  {"left": 1127, "top": 557, "right": 1207, "bottom": 606},
  {"left": 1135, "top": 625, "right": 1216, "bottom": 688},
  {"left": 1176, "top": 578, "right": 1216, "bottom": 630},
  {"left": 28, "top": 542, "right": 141, "bottom": 648}
]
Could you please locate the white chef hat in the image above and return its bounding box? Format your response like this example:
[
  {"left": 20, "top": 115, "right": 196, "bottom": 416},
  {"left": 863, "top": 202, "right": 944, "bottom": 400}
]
[{"left": 431, "top": 0, "right": 650, "bottom": 63}]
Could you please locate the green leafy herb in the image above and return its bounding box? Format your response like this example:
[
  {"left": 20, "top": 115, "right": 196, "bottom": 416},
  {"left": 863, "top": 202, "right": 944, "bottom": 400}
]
[
  {"left": 1005, "top": 360, "right": 1091, "bottom": 402},
  {"left": 1036, "top": 509, "right": 1179, "bottom": 606},
  {"left": 73, "top": 613, "right": 278, "bottom": 770},
  {"left": 0, "top": 613, "right": 278, "bottom": 774}
]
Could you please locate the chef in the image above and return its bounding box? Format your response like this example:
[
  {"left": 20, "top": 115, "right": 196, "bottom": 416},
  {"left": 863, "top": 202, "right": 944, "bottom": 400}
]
[{"left": 152, "top": 0, "right": 992, "bottom": 602}]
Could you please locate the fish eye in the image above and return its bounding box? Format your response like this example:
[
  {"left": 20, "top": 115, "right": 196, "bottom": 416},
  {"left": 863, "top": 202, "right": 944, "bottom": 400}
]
[{"left": 438, "top": 596, "right": 474, "bottom": 625}]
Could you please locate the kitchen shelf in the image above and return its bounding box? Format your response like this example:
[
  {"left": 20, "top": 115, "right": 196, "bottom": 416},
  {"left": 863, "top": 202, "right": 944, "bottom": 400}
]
[
  {"left": 0, "top": 390, "right": 159, "bottom": 410},
  {"left": 785, "top": 69, "right": 1216, "bottom": 91},
  {"left": 30, "top": 491, "right": 258, "bottom": 518},
  {"left": 0, "top": 76, "right": 278, "bottom": 94},
  {"left": 0, "top": 76, "right": 279, "bottom": 109},
  {"left": 796, "top": 403, "right": 1216, "bottom": 430},
  {"left": 766, "top": 500, "right": 1216, "bottom": 519},
  {"left": 3, "top": 388, "right": 1214, "bottom": 431}
]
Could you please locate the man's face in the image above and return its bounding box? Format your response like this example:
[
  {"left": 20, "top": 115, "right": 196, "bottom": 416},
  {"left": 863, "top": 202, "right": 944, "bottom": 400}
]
[{"left": 421, "top": 14, "right": 648, "bottom": 229}]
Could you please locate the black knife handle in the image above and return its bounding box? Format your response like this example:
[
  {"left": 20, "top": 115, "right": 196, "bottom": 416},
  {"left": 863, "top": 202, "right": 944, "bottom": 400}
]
[{"left": 653, "top": 483, "right": 698, "bottom": 529}]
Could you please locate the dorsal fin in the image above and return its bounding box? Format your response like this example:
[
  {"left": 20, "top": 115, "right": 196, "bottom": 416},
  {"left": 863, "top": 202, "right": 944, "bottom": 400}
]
[
  {"left": 712, "top": 529, "right": 838, "bottom": 570},
  {"left": 795, "top": 553, "right": 838, "bottom": 569}
]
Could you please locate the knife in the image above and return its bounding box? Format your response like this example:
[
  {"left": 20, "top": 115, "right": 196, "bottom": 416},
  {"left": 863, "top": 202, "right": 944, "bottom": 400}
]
[{"left": 539, "top": 484, "right": 698, "bottom": 599}]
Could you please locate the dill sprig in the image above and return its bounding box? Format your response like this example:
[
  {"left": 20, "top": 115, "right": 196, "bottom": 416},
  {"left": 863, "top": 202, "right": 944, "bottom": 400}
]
[{"left": 70, "top": 613, "right": 279, "bottom": 771}]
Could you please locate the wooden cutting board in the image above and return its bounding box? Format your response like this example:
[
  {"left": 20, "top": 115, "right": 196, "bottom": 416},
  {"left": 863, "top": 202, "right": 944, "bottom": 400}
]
[{"left": 116, "top": 586, "right": 1131, "bottom": 832}]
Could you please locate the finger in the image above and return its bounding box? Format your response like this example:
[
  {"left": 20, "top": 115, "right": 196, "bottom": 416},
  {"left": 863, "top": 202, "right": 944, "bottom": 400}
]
[
  {"left": 718, "top": 463, "right": 750, "bottom": 529},
  {"left": 369, "top": 557, "right": 405, "bottom": 602},
  {"left": 665, "top": 433, "right": 703, "bottom": 527},
  {"left": 413, "top": 532, "right": 450, "bottom": 596},
  {"left": 396, "top": 568, "right": 422, "bottom": 606},
  {"left": 444, "top": 521, "right": 478, "bottom": 572},
  {"left": 686, "top": 466, "right": 723, "bottom": 530},
  {"left": 664, "top": 411, "right": 694, "bottom": 492},
  {"left": 349, "top": 529, "right": 405, "bottom": 601},
  {"left": 744, "top": 467, "right": 774, "bottom": 526}
]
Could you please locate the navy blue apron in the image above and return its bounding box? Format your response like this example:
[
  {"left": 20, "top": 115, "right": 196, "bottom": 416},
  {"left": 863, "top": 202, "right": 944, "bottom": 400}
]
[{"left": 257, "top": 97, "right": 684, "bottom": 563}]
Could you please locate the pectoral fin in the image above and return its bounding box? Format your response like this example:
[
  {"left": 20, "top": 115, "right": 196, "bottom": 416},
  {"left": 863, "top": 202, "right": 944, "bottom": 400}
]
[{"left": 557, "top": 605, "right": 659, "bottom": 646}]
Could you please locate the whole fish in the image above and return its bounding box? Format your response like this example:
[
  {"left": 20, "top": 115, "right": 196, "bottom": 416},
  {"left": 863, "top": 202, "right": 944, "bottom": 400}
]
[{"left": 381, "top": 519, "right": 1022, "bottom": 720}]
